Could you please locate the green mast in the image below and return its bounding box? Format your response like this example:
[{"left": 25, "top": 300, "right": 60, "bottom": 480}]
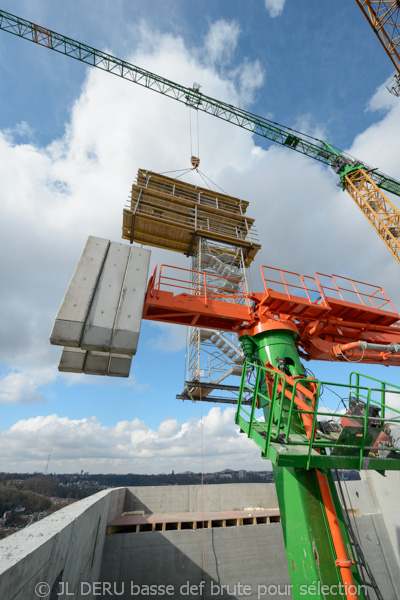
[{"left": 239, "top": 329, "right": 366, "bottom": 599}]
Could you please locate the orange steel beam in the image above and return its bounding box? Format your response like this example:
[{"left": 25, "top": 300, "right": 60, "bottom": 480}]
[
  {"left": 316, "top": 471, "right": 359, "bottom": 600},
  {"left": 143, "top": 264, "right": 400, "bottom": 366}
]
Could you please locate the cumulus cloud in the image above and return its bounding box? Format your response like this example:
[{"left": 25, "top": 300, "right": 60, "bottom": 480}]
[
  {"left": 233, "top": 59, "right": 265, "bottom": 106},
  {"left": 264, "top": 0, "right": 286, "bottom": 18},
  {"left": 0, "top": 369, "right": 56, "bottom": 404},
  {"left": 0, "top": 408, "right": 262, "bottom": 473},
  {"left": 1, "top": 18, "right": 400, "bottom": 471},
  {"left": 204, "top": 20, "right": 240, "bottom": 65},
  {"left": 3, "top": 120, "right": 35, "bottom": 142}
]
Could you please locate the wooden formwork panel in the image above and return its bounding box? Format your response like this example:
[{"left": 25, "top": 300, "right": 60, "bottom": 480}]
[
  {"left": 122, "top": 169, "right": 261, "bottom": 265},
  {"left": 122, "top": 209, "right": 261, "bottom": 265},
  {"left": 136, "top": 169, "right": 249, "bottom": 214}
]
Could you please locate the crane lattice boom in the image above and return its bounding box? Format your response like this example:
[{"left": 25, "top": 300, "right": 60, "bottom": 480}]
[
  {"left": 355, "top": 1, "right": 400, "bottom": 75},
  {"left": 1, "top": 8, "right": 400, "bottom": 262}
]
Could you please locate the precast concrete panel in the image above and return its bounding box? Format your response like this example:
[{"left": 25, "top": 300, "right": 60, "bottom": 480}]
[
  {"left": 84, "top": 351, "right": 110, "bottom": 375},
  {"left": 111, "top": 246, "right": 151, "bottom": 355},
  {"left": 108, "top": 354, "right": 132, "bottom": 377},
  {"left": 58, "top": 347, "right": 87, "bottom": 373},
  {"left": 81, "top": 242, "right": 131, "bottom": 352},
  {"left": 50, "top": 236, "right": 110, "bottom": 347}
]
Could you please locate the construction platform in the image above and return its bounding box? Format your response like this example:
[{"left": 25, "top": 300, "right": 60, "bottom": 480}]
[
  {"left": 122, "top": 169, "right": 261, "bottom": 265},
  {"left": 106, "top": 508, "right": 281, "bottom": 534}
]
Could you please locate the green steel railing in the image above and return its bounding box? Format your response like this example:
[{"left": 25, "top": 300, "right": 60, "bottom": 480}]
[{"left": 236, "top": 361, "right": 400, "bottom": 471}]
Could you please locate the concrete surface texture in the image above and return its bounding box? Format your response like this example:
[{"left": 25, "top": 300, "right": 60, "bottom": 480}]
[
  {"left": 123, "top": 483, "right": 279, "bottom": 514},
  {"left": 100, "top": 481, "right": 400, "bottom": 600},
  {"left": 50, "top": 236, "right": 110, "bottom": 348},
  {"left": 0, "top": 487, "right": 126, "bottom": 600},
  {"left": 81, "top": 242, "right": 132, "bottom": 352},
  {"left": 50, "top": 236, "right": 151, "bottom": 377},
  {"left": 1, "top": 480, "right": 400, "bottom": 600}
]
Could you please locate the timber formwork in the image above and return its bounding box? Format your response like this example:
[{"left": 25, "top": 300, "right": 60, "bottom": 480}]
[
  {"left": 122, "top": 170, "right": 261, "bottom": 266},
  {"left": 123, "top": 169, "right": 261, "bottom": 402}
]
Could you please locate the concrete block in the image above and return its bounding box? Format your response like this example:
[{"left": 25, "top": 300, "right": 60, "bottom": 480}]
[
  {"left": 50, "top": 237, "right": 110, "bottom": 347},
  {"left": 111, "top": 246, "right": 151, "bottom": 355},
  {"left": 58, "top": 347, "right": 87, "bottom": 373},
  {"left": 108, "top": 354, "right": 132, "bottom": 377},
  {"left": 84, "top": 351, "right": 110, "bottom": 375},
  {"left": 81, "top": 242, "right": 131, "bottom": 352}
]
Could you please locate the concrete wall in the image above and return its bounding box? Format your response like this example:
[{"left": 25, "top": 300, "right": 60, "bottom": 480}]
[
  {"left": 123, "top": 483, "right": 278, "bottom": 514},
  {"left": 1, "top": 480, "right": 399, "bottom": 600},
  {"left": 364, "top": 471, "right": 400, "bottom": 568},
  {"left": 0, "top": 487, "right": 125, "bottom": 600},
  {"left": 100, "top": 483, "right": 400, "bottom": 600},
  {"left": 101, "top": 523, "right": 291, "bottom": 600}
]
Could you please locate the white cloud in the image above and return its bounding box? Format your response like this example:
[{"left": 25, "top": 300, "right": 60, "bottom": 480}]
[
  {"left": 0, "top": 369, "right": 56, "bottom": 404},
  {"left": 3, "top": 120, "right": 35, "bottom": 142},
  {"left": 264, "top": 0, "right": 286, "bottom": 18},
  {"left": 204, "top": 20, "right": 240, "bottom": 65},
  {"left": 0, "top": 408, "right": 263, "bottom": 474},
  {"left": 1, "top": 20, "right": 400, "bottom": 469},
  {"left": 234, "top": 59, "right": 265, "bottom": 106}
]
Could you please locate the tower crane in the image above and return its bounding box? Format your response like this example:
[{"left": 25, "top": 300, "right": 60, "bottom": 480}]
[
  {"left": 354, "top": 0, "right": 400, "bottom": 96},
  {"left": 0, "top": 5, "right": 396, "bottom": 597},
  {"left": 1, "top": 8, "right": 400, "bottom": 263}
]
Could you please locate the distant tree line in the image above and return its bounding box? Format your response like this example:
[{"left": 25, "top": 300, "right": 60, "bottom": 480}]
[{"left": 0, "top": 487, "right": 51, "bottom": 515}]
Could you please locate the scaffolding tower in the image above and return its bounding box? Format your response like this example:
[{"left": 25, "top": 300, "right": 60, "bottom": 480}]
[{"left": 122, "top": 169, "right": 261, "bottom": 403}]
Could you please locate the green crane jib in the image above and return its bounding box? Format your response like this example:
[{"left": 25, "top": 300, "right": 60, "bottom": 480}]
[{"left": 1, "top": 7, "right": 400, "bottom": 200}]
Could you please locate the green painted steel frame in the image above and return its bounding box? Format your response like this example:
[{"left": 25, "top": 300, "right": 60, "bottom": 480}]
[
  {"left": 236, "top": 361, "right": 400, "bottom": 471},
  {"left": 1, "top": 9, "right": 400, "bottom": 197}
]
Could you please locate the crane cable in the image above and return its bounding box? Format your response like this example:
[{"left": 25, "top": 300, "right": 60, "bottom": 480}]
[{"left": 188, "top": 105, "right": 201, "bottom": 169}]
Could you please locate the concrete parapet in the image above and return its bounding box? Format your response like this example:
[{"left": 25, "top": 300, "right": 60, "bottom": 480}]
[
  {"left": 0, "top": 487, "right": 126, "bottom": 600},
  {"left": 123, "top": 483, "right": 279, "bottom": 514}
]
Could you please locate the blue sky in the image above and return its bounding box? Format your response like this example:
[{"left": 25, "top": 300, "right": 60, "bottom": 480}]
[{"left": 0, "top": 0, "right": 400, "bottom": 474}]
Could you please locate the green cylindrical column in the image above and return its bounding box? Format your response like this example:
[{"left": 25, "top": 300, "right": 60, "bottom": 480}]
[
  {"left": 239, "top": 327, "right": 366, "bottom": 600},
  {"left": 249, "top": 329, "right": 304, "bottom": 376}
]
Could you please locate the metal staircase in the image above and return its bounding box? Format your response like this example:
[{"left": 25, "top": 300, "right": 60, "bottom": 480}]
[{"left": 181, "top": 238, "right": 248, "bottom": 403}]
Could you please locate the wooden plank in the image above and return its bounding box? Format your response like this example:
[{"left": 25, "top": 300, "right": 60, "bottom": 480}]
[
  {"left": 131, "top": 185, "right": 255, "bottom": 224},
  {"left": 137, "top": 169, "right": 249, "bottom": 212}
]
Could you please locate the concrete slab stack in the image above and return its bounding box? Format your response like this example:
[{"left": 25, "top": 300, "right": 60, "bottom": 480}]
[{"left": 50, "top": 236, "right": 151, "bottom": 377}]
